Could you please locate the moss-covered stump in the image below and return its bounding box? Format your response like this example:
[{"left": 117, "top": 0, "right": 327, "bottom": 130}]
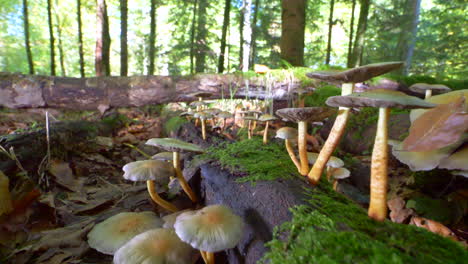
[{"left": 197, "top": 138, "right": 467, "bottom": 264}]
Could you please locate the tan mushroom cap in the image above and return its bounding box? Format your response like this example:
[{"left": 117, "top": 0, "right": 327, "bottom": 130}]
[
  {"left": 409, "top": 83, "right": 451, "bottom": 94},
  {"left": 189, "top": 91, "right": 213, "bottom": 98},
  {"left": 198, "top": 112, "right": 214, "bottom": 120},
  {"left": 243, "top": 115, "right": 258, "bottom": 121},
  {"left": 276, "top": 107, "right": 336, "bottom": 123},
  {"left": 113, "top": 228, "right": 194, "bottom": 264},
  {"left": 174, "top": 204, "right": 244, "bottom": 252},
  {"left": 259, "top": 114, "right": 278, "bottom": 122},
  {"left": 179, "top": 111, "right": 194, "bottom": 117},
  {"left": 87, "top": 212, "right": 163, "bottom": 255},
  {"left": 123, "top": 160, "right": 174, "bottom": 183},
  {"left": 146, "top": 138, "right": 204, "bottom": 153},
  {"left": 217, "top": 111, "right": 233, "bottom": 119},
  {"left": 152, "top": 152, "right": 175, "bottom": 161},
  {"left": 204, "top": 108, "right": 222, "bottom": 115},
  {"left": 438, "top": 145, "right": 468, "bottom": 170},
  {"left": 307, "top": 152, "right": 344, "bottom": 168},
  {"left": 275, "top": 127, "right": 298, "bottom": 140},
  {"left": 326, "top": 89, "right": 437, "bottom": 109},
  {"left": 332, "top": 167, "right": 351, "bottom": 179},
  {"left": 162, "top": 209, "right": 192, "bottom": 229},
  {"left": 306, "top": 61, "right": 404, "bottom": 83},
  {"left": 189, "top": 101, "right": 208, "bottom": 107}
]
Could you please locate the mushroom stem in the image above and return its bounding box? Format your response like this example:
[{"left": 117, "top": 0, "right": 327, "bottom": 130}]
[
  {"left": 298, "top": 96, "right": 305, "bottom": 108},
  {"left": 200, "top": 250, "right": 208, "bottom": 264},
  {"left": 368, "top": 107, "right": 389, "bottom": 221},
  {"left": 222, "top": 118, "right": 226, "bottom": 132},
  {"left": 195, "top": 118, "right": 199, "bottom": 127},
  {"left": 201, "top": 119, "right": 207, "bottom": 140},
  {"left": 263, "top": 121, "right": 270, "bottom": 144},
  {"left": 173, "top": 152, "right": 198, "bottom": 203},
  {"left": 146, "top": 180, "right": 178, "bottom": 212},
  {"left": 285, "top": 139, "right": 301, "bottom": 171},
  {"left": 298, "top": 121, "right": 309, "bottom": 176},
  {"left": 307, "top": 83, "right": 354, "bottom": 184},
  {"left": 247, "top": 120, "right": 252, "bottom": 139},
  {"left": 425, "top": 89, "right": 432, "bottom": 99},
  {"left": 206, "top": 251, "right": 215, "bottom": 264}
]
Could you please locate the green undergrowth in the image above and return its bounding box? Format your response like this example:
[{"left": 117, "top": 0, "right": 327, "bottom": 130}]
[
  {"left": 163, "top": 116, "right": 188, "bottom": 135},
  {"left": 390, "top": 75, "right": 467, "bottom": 91},
  {"left": 199, "top": 138, "right": 299, "bottom": 184},
  {"left": 261, "top": 181, "right": 467, "bottom": 264},
  {"left": 304, "top": 85, "right": 342, "bottom": 107}
]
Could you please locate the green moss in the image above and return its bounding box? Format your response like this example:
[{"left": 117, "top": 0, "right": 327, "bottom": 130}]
[
  {"left": 304, "top": 85, "right": 342, "bottom": 107},
  {"left": 199, "top": 138, "right": 299, "bottom": 184},
  {"left": 261, "top": 182, "right": 467, "bottom": 264},
  {"left": 390, "top": 75, "right": 467, "bottom": 91},
  {"left": 163, "top": 116, "right": 188, "bottom": 135}
]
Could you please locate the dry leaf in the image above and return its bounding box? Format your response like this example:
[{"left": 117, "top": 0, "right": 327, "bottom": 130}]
[
  {"left": 33, "top": 219, "right": 95, "bottom": 251},
  {"left": 403, "top": 96, "right": 468, "bottom": 152},
  {"left": 387, "top": 197, "right": 415, "bottom": 224},
  {"left": 410, "top": 216, "right": 458, "bottom": 241},
  {"left": 48, "top": 160, "right": 84, "bottom": 193},
  {"left": 0, "top": 170, "right": 13, "bottom": 216}
]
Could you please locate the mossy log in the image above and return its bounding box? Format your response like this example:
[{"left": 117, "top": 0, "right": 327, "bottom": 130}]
[{"left": 0, "top": 72, "right": 300, "bottom": 110}]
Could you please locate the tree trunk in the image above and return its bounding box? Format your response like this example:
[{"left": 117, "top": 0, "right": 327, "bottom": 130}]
[
  {"left": 241, "top": 0, "right": 252, "bottom": 72},
  {"left": 325, "top": 0, "right": 335, "bottom": 65},
  {"left": 195, "top": 0, "right": 207, "bottom": 73},
  {"left": 55, "top": 12, "right": 66, "bottom": 76},
  {"left": 239, "top": 7, "right": 244, "bottom": 70},
  {"left": 348, "top": 0, "right": 371, "bottom": 68},
  {"left": 47, "top": 0, "right": 56, "bottom": 76},
  {"left": 280, "top": 0, "right": 306, "bottom": 66},
  {"left": 120, "top": 0, "right": 128, "bottom": 76},
  {"left": 395, "top": 0, "right": 421, "bottom": 75},
  {"left": 23, "top": 0, "right": 34, "bottom": 75},
  {"left": 95, "top": 0, "right": 111, "bottom": 76},
  {"left": 77, "top": 0, "right": 85, "bottom": 77},
  {"left": 148, "top": 0, "right": 157, "bottom": 75},
  {"left": 217, "top": 0, "right": 231, "bottom": 73},
  {"left": 189, "top": 0, "right": 198, "bottom": 74},
  {"left": 347, "top": 0, "right": 356, "bottom": 66},
  {"left": 249, "top": 0, "right": 260, "bottom": 69}
]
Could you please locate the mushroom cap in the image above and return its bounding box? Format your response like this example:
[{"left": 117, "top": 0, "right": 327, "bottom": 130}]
[
  {"left": 438, "top": 145, "right": 468, "bottom": 170},
  {"left": 113, "top": 228, "right": 194, "bottom": 264},
  {"left": 174, "top": 204, "right": 244, "bottom": 252},
  {"left": 332, "top": 167, "right": 351, "bottom": 179},
  {"left": 276, "top": 107, "right": 336, "bottom": 122},
  {"left": 179, "top": 111, "right": 194, "bottom": 117},
  {"left": 204, "top": 108, "right": 222, "bottom": 115},
  {"left": 152, "top": 152, "right": 175, "bottom": 161},
  {"left": 146, "top": 138, "right": 204, "bottom": 153},
  {"left": 198, "top": 112, "right": 214, "bottom": 120},
  {"left": 123, "top": 160, "right": 174, "bottom": 183},
  {"left": 326, "top": 89, "right": 437, "bottom": 109},
  {"left": 306, "top": 61, "right": 404, "bottom": 83},
  {"left": 243, "top": 115, "right": 258, "bottom": 121},
  {"left": 388, "top": 140, "right": 457, "bottom": 171},
  {"left": 162, "top": 209, "right": 192, "bottom": 229},
  {"left": 307, "top": 152, "right": 344, "bottom": 168},
  {"left": 276, "top": 127, "right": 298, "bottom": 140},
  {"left": 452, "top": 171, "right": 468, "bottom": 178},
  {"left": 217, "top": 111, "right": 233, "bottom": 119},
  {"left": 189, "top": 101, "right": 208, "bottom": 107},
  {"left": 409, "top": 90, "right": 468, "bottom": 122},
  {"left": 189, "top": 91, "right": 213, "bottom": 98},
  {"left": 259, "top": 114, "right": 278, "bottom": 122},
  {"left": 87, "top": 212, "right": 163, "bottom": 255},
  {"left": 408, "top": 83, "right": 451, "bottom": 94}
]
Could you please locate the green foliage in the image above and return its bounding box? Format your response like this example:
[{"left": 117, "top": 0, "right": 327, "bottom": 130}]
[
  {"left": 162, "top": 116, "right": 188, "bottom": 136},
  {"left": 304, "top": 85, "right": 341, "bottom": 107},
  {"left": 406, "top": 196, "right": 454, "bottom": 224},
  {"left": 391, "top": 75, "right": 467, "bottom": 91},
  {"left": 200, "top": 138, "right": 299, "bottom": 184},
  {"left": 261, "top": 182, "right": 468, "bottom": 264}
]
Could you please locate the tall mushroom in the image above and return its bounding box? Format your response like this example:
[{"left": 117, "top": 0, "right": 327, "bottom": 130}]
[
  {"left": 326, "top": 89, "right": 436, "bottom": 221},
  {"left": 276, "top": 107, "right": 336, "bottom": 176},
  {"left": 146, "top": 138, "right": 204, "bottom": 203},
  {"left": 259, "top": 114, "right": 278, "bottom": 144},
  {"left": 276, "top": 127, "right": 301, "bottom": 172},
  {"left": 408, "top": 83, "right": 451, "bottom": 99},
  {"left": 306, "top": 61, "right": 405, "bottom": 185},
  {"left": 217, "top": 111, "right": 233, "bottom": 132}
]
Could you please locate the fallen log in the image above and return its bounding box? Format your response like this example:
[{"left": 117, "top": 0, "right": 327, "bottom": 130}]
[{"left": 0, "top": 72, "right": 301, "bottom": 110}]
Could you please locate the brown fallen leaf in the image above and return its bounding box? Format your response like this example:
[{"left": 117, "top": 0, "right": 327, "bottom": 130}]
[
  {"left": 403, "top": 96, "right": 468, "bottom": 152},
  {"left": 48, "top": 160, "right": 84, "bottom": 193},
  {"left": 387, "top": 197, "right": 414, "bottom": 224},
  {"left": 410, "top": 216, "right": 458, "bottom": 241},
  {"left": 0, "top": 170, "right": 13, "bottom": 216}
]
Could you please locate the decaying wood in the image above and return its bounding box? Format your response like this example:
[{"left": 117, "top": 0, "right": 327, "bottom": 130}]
[{"left": 0, "top": 72, "right": 301, "bottom": 110}]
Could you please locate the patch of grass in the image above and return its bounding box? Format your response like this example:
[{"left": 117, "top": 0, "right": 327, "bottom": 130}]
[
  {"left": 261, "top": 181, "right": 468, "bottom": 264},
  {"left": 163, "top": 116, "right": 188, "bottom": 136},
  {"left": 304, "top": 85, "right": 341, "bottom": 107},
  {"left": 200, "top": 138, "right": 299, "bottom": 184}
]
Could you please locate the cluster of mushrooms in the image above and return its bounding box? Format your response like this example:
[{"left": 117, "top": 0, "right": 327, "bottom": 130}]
[{"left": 86, "top": 137, "right": 244, "bottom": 264}]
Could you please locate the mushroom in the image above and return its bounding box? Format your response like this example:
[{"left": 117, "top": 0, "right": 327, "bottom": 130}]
[
  {"left": 146, "top": 138, "right": 204, "bottom": 203},
  {"left": 174, "top": 204, "right": 244, "bottom": 264},
  {"left": 306, "top": 61, "right": 404, "bottom": 185},
  {"left": 162, "top": 209, "right": 192, "bottom": 229},
  {"left": 258, "top": 114, "right": 278, "bottom": 144},
  {"left": 190, "top": 101, "right": 208, "bottom": 112},
  {"left": 198, "top": 112, "right": 214, "bottom": 140},
  {"left": 217, "top": 111, "right": 233, "bottom": 132},
  {"left": 408, "top": 83, "right": 451, "bottom": 99},
  {"left": 276, "top": 127, "right": 301, "bottom": 172},
  {"left": 307, "top": 152, "right": 348, "bottom": 190},
  {"left": 113, "top": 228, "right": 194, "bottom": 264},
  {"left": 152, "top": 151, "right": 175, "bottom": 162},
  {"left": 0, "top": 170, "right": 12, "bottom": 216},
  {"left": 439, "top": 145, "right": 468, "bottom": 171},
  {"left": 189, "top": 91, "right": 213, "bottom": 102},
  {"left": 242, "top": 115, "right": 257, "bottom": 139},
  {"left": 292, "top": 87, "right": 314, "bottom": 107},
  {"left": 123, "top": 160, "right": 178, "bottom": 212},
  {"left": 87, "top": 211, "right": 163, "bottom": 255},
  {"left": 276, "top": 107, "right": 336, "bottom": 176},
  {"left": 326, "top": 89, "right": 436, "bottom": 221}
]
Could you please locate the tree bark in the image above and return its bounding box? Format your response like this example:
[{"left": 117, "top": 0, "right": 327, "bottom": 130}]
[
  {"left": 280, "top": 0, "right": 306, "bottom": 66},
  {"left": 47, "top": 0, "right": 56, "bottom": 76},
  {"left": 241, "top": 0, "right": 252, "bottom": 72},
  {"left": 347, "top": 0, "right": 356, "bottom": 66},
  {"left": 217, "top": 0, "right": 231, "bottom": 73},
  {"left": 325, "top": 0, "right": 335, "bottom": 65},
  {"left": 95, "top": 0, "right": 111, "bottom": 76},
  {"left": 239, "top": 6, "right": 244, "bottom": 70},
  {"left": 55, "top": 12, "right": 66, "bottom": 76},
  {"left": 120, "top": 0, "right": 128, "bottom": 76},
  {"left": 249, "top": 0, "right": 260, "bottom": 69},
  {"left": 195, "top": 0, "right": 208, "bottom": 73},
  {"left": 189, "top": 0, "right": 198, "bottom": 74},
  {"left": 23, "top": 0, "right": 34, "bottom": 75},
  {"left": 396, "top": 0, "right": 421, "bottom": 75},
  {"left": 148, "top": 0, "right": 157, "bottom": 75},
  {"left": 348, "top": 0, "right": 371, "bottom": 68},
  {"left": 77, "top": 0, "right": 85, "bottom": 78}
]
